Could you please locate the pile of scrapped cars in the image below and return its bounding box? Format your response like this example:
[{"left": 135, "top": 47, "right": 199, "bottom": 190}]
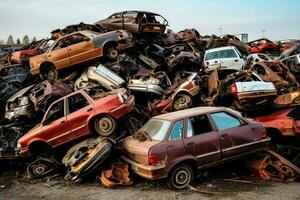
[{"left": 1, "top": 10, "right": 300, "bottom": 189}]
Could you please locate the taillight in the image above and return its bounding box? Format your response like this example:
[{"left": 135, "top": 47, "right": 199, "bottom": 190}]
[
  {"left": 148, "top": 155, "right": 158, "bottom": 166},
  {"left": 230, "top": 83, "right": 238, "bottom": 94}
]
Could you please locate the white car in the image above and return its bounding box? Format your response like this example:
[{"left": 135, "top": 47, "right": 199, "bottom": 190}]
[
  {"left": 203, "top": 46, "right": 246, "bottom": 71},
  {"left": 246, "top": 53, "right": 272, "bottom": 65}
]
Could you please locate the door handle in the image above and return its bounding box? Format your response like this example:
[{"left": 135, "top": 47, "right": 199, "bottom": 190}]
[
  {"left": 48, "top": 55, "right": 51, "bottom": 57},
  {"left": 234, "top": 59, "right": 238, "bottom": 62},
  {"left": 60, "top": 120, "right": 65, "bottom": 124},
  {"left": 187, "top": 142, "right": 194, "bottom": 146},
  {"left": 214, "top": 61, "right": 218, "bottom": 63},
  {"left": 221, "top": 133, "right": 228, "bottom": 139},
  {"left": 87, "top": 108, "right": 93, "bottom": 112}
]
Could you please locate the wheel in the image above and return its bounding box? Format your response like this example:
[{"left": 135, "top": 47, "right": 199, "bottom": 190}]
[
  {"left": 94, "top": 115, "right": 117, "bottom": 137},
  {"left": 27, "top": 158, "right": 57, "bottom": 179},
  {"left": 168, "top": 163, "right": 194, "bottom": 189},
  {"left": 173, "top": 94, "right": 193, "bottom": 111},
  {"left": 105, "top": 45, "right": 119, "bottom": 60}
]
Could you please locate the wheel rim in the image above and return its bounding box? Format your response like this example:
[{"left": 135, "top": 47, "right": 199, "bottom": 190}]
[
  {"left": 173, "top": 167, "right": 191, "bottom": 188},
  {"left": 99, "top": 117, "right": 113, "bottom": 133},
  {"left": 108, "top": 48, "right": 118, "bottom": 59},
  {"left": 174, "top": 95, "right": 192, "bottom": 110},
  {"left": 32, "top": 163, "right": 48, "bottom": 177}
]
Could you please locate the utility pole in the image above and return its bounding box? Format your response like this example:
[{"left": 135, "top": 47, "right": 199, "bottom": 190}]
[{"left": 261, "top": 29, "right": 266, "bottom": 38}]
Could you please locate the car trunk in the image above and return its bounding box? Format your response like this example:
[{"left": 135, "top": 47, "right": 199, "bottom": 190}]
[{"left": 123, "top": 136, "right": 161, "bottom": 165}]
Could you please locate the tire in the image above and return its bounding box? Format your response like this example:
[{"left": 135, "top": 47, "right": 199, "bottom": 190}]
[
  {"left": 27, "top": 157, "right": 57, "bottom": 179},
  {"left": 105, "top": 45, "right": 119, "bottom": 60},
  {"left": 94, "top": 115, "right": 117, "bottom": 137},
  {"left": 168, "top": 163, "right": 194, "bottom": 190},
  {"left": 173, "top": 94, "right": 193, "bottom": 111}
]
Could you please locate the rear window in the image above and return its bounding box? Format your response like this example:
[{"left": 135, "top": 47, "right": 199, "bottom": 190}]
[
  {"left": 139, "top": 119, "right": 171, "bottom": 141},
  {"left": 219, "top": 49, "right": 238, "bottom": 58},
  {"left": 205, "top": 51, "right": 219, "bottom": 61}
]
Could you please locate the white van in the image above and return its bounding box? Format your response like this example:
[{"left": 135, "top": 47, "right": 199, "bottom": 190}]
[{"left": 203, "top": 46, "right": 246, "bottom": 71}]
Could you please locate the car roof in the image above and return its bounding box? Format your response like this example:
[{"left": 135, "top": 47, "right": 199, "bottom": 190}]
[
  {"left": 153, "top": 106, "right": 226, "bottom": 121},
  {"left": 205, "top": 46, "right": 236, "bottom": 53},
  {"left": 110, "top": 10, "right": 162, "bottom": 16}
]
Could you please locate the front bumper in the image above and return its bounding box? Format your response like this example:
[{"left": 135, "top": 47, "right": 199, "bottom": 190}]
[{"left": 121, "top": 156, "right": 166, "bottom": 180}]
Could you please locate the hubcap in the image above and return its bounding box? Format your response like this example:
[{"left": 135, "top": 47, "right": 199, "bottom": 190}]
[
  {"left": 99, "top": 117, "right": 113, "bottom": 133},
  {"left": 32, "top": 164, "right": 47, "bottom": 176},
  {"left": 175, "top": 170, "right": 189, "bottom": 185}
]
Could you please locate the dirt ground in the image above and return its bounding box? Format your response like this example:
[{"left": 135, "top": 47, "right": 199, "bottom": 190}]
[{"left": 1, "top": 160, "right": 300, "bottom": 200}]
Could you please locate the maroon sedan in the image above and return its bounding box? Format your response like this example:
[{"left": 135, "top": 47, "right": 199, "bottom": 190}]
[{"left": 122, "top": 107, "right": 270, "bottom": 189}]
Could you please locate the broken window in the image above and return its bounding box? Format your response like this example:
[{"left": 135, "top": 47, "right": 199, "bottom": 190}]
[
  {"left": 211, "top": 112, "right": 241, "bottom": 130},
  {"left": 68, "top": 93, "right": 89, "bottom": 114},
  {"left": 187, "top": 115, "right": 213, "bottom": 137},
  {"left": 168, "top": 120, "right": 183, "bottom": 141}
]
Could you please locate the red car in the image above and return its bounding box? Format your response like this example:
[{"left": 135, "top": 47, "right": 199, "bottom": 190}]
[
  {"left": 122, "top": 107, "right": 270, "bottom": 189},
  {"left": 17, "top": 88, "right": 134, "bottom": 158},
  {"left": 248, "top": 38, "right": 279, "bottom": 54},
  {"left": 255, "top": 107, "right": 300, "bottom": 137},
  {"left": 10, "top": 39, "right": 52, "bottom": 65}
]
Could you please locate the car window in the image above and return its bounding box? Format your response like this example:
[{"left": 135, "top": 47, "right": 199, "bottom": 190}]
[
  {"left": 68, "top": 93, "right": 89, "bottom": 114},
  {"left": 169, "top": 120, "right": 183, "bottom": 141},
  {"left": 109, "top": 13, "right": 121, "bottom": 19},
  {"left": 139, "top": 119, "right": 171, "bottom": 141},
  {"left": 187, "top": 115, "right": 213, "bottom": 137},
  {"left": 219, "top": 49, "right": 238, "bottom": 59},
  {"left": 205, "top": 51, "right": 219, "bottom": 61},
  {"left": 211, "top": 112, "right": 242, "bottom": 130},
  {"left": 44, "top": 100, "right": 64, "bottom": 124},
  {"left": 52, "top": 33, "right": 87, "bottom": 51}
]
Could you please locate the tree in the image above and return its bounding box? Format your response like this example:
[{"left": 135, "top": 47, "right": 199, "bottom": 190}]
[
  {"left": 22, "top": 35, "right": 30, "bottom": 45},
  {"left": 32, "top": 36, "right": 37, "bottom": 42},
  {"left": 16, "top": 38, "right": 21, "bottom": 45},
  {"left": 6, "top": 35, "right": 14, "bottom": 45}
]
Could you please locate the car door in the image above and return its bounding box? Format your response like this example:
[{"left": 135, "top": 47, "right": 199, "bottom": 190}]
[
  {"left": 183, "top": 115, "right": 221, "bottom": 166},
  {"left": 47, "top": 38, "right": 71, "bottom": 70},
  {"left": 41, "top": 99, "right": 71, "bottom": 147},
  {"left": 166, "top": 120, "right": 188, "bottom": 168},
  {"left": 67, "top": 33, "right": 98, "bottom": 65},
  {"left": 107, "top": 13, "right": 123, "bottom": 30},
  {"left": 219, "top": 49, "right": 241, "bottom": 70},
  {"left": 204, "top": 51, "right": 220, "bottom": 70},
  {"left": 123, "top": 11, "right": 139, "bottom": 33},
  {"left": 209, "top": 111, "right": 254, "bottom": 159},
  {"left": 66, "top": 92, "right": 95, "bottom": 139}
]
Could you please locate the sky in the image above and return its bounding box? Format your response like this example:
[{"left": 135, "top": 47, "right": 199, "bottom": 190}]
[{"left": 0, "top": 0, "right": 299, "bottom": 43}]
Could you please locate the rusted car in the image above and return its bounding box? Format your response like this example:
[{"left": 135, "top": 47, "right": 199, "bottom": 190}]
[
  {"left": 5, "top": 85, "right": 35, "bottom": 121},
  {"left": 149, "top": 72, "right": 200, "bottom": 115},
  {"left": 95, "top": 11, "right": 168, "bottom": 34},
  {"left": 255, "top": 107, "right": 300, "bottom": 166},
  {"left": 10, "top": 39, "right": 53, "bottom": 65},
  {"left": 249, "top": 61, "right": 299, "bottom": 91},
  {"left": 29, "top": 30, "right": 134, "bottom": 77},
  {"left": 17, "top": 88, "right": 134, "bottom": 158},
  {"left": 248, "top": 38, "right": 280, "bottom": 54},
  {"left": 122, "top": 107, "right": 270, "bottom": 189},
  {"left": 0, "top": 122, "right": 34, "bottom": 159},
  {"left": 29, "top": 80, "right": 72, "bottom": 112},
  {"left": 212, "top": 70, "right": 278, "bottom": 111}
]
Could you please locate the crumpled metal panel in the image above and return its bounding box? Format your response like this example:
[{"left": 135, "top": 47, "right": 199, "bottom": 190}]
[
  {"left": 248, "top": 150, "right": 300, "bottom": 182},
  {"left": 100, "top": 162, "right": 133, "bottom": 188}
]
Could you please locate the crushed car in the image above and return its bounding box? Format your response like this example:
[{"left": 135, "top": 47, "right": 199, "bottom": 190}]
[
  {"left": 248, "top": 38, "right": 280, "bottom": 54},
  {"left": 95, "top": 11, "right": 168, "bottom": 34},
  {"left": 122, "top": 106, "right": 270, "bottom": 189}
]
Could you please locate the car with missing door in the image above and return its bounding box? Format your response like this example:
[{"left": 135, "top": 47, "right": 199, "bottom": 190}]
[
  {"left": 17, "top": 88, "right": 134, "bottom": 158},
  {"left": 122, "top": 106, "right": 270, "bottom": 189}
]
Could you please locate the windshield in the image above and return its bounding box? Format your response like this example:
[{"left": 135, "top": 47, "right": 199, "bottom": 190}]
[{"left": 139, "top": 119, "right": 171, "bottom": 141}]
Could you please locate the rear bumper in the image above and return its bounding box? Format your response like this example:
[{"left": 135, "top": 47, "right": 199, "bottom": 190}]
[{"left": 121, "top": 156, "right": 167, "bottom": 180}]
